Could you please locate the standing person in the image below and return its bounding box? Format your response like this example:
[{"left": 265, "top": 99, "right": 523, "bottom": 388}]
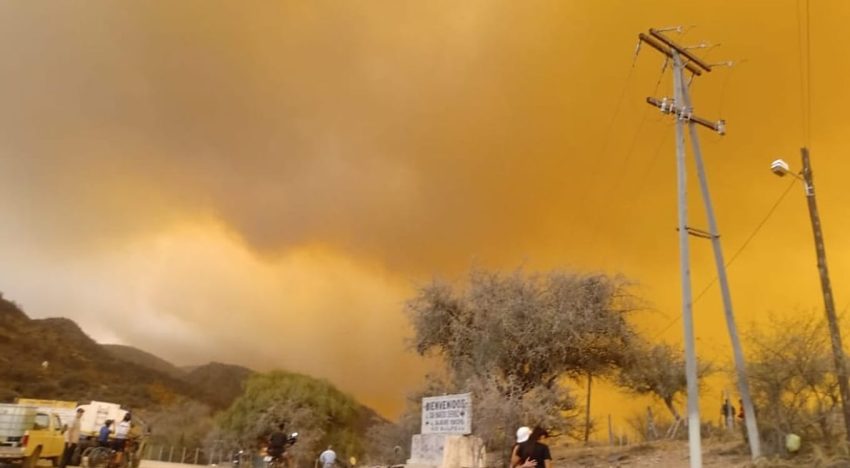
[
  {"left": 61, "top": 408, "right": 85, "bottom": 468},
  {"left": 319, "top": 446, "right": 336, "bottom": 468},
  {"left": 514, "top": 427, "right": 551, "bottom": 468},
  {"left": 113, "top": 413, "right": 132, "bottom": 465},
  {"left": 738, "top": 399, "right": 750, "bottom": 444},
  {"left": 510, "top": 427, "right": 536, "bottom": 468},
  {"left": 98, "top": 420, "right": 113, "bottom": 447},
  {"left": 720, "top": 399, "right": 735, "bottom": 428}
]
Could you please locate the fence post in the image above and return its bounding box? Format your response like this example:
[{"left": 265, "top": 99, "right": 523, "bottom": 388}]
[
  {"left": 647, "top": 407, "right": 658, "bottom": 441},
  {"left": 182, "top": 447, "right": 187, "bottom": 463},
  {"left": 607, "top": 414, "right": 614, "bottom": 446},
  {"left": 158, "top": 446, "right": 164, "bottom": 461},
  {"left": 169, "top": 446, "right": 175, "bottom": 462},
  {"left": 194, "top": 448, "right": 200, "bottom": 465}
]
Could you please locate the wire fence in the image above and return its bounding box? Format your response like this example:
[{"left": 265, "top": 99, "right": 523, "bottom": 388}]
[{"left": 141, "top": 445, "right": 246, "bottom": 466}]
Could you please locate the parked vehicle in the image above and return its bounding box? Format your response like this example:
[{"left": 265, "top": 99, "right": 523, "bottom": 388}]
[
  {"left": 14, "top": 399, "right": 78, "bottom": 431},
  {"left": 0, "top": 404, "right": 65, "bottom": 467},
  {"left": 74, "top": 402, "right": 128, "bottom": 441},
  {"left": 73, "top": 402, "right": 145, "bottom": 468}
]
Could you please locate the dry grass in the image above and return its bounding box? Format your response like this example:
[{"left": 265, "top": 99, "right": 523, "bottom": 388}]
[
  {"left": 550, "top": 439, "right": 751, "bottom": 467},
  {"left": 548, "top": 438, "right": 850, "bottom": 467}
]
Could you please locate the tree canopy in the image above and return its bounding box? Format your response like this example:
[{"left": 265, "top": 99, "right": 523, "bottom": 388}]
[
  {"left": 213, "top": 371, "right": 380, "bottom": 465},
  {"left": 407, "top": 269, "right": 638, "bottom": 390},
  {"left": 405, "top": 268, "right": 640, "bottom": 447}
]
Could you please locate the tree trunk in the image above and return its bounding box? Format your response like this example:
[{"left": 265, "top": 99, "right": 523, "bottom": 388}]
[
  {"left": 664, "top": 397, "right": 681, "bottom": 422},
  {"left": 584, "top": 372, "right": 593, "bottom": 444}
]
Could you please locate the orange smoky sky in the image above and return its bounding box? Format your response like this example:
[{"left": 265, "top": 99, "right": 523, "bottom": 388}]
[{"left": 1, "top": 1, "right": 850, "bottom": 421}]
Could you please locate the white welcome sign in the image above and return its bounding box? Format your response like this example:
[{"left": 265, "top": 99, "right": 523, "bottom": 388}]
[{"left": 421, "top": 393, "right": 472, "bottom": 435}]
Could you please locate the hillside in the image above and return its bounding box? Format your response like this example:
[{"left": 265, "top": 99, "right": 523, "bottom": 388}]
[
  {"left": 102, "top": 345, "right": 255, "bottom": 409},
  {"left": 183, "top": 362, "right": 254, "bottom": 409},
  {"left": 103, "top": 344, "right": 187, "bottom": 379},
  {"left": 0, "top": 292, "right": 386, "bottom": 451},
  {"left": 0, "top": 294, "right": 205, "bottom": 409}
]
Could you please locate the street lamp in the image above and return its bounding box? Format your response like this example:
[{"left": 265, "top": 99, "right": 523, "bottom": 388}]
[
  {"left": 770, "top": 159, "right": 795, "bottom": 178},
  {"left": 770, "top": 147, "right": 850, "bottom": 444}
]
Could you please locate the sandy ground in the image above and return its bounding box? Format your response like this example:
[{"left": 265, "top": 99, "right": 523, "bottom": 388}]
[{"left": 140, "top": 462, "right": 202, "bottom": 468}]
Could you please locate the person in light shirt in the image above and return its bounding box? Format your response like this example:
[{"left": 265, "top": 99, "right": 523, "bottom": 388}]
[
  {"left": 113, "top": 413, "right": 132, "bottom": 465},
  {"left": 60, "top": 408, "right": 85, "bottom": 468},
  {"left": 319, "top": 446, "right": 336, "bottom": 468}
]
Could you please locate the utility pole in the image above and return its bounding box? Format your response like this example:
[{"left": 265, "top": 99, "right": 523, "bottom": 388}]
[
  {"left": 638, "top": 28, "right": 762, "bottom": 464},
  {"left": 677, "top": 48, "right": 761, "bottom": 459},
  {"left": 671, "top": 49, "right": 701, "bottom": 468},
  {"left": 800, "top": 147, "right": 850, "bottom": 442}
]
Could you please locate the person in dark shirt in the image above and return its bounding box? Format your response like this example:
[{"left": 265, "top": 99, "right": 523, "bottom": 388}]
[
  {"left": 268, "top": 423, "right": 288, "bottom": 459},
  {"left": 510, "top": 427, "right": 534, "bottom": 468},
  {"left": 97, "top": 420, "right": 113, "bottom": 447},
  {"left": 514, "top": 427, "right": 551, "bottom": 468}
]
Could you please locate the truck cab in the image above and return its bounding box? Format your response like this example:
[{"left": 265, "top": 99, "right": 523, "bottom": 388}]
[{"left": 0, "top": 404, "right": 66, "bottom": 466}]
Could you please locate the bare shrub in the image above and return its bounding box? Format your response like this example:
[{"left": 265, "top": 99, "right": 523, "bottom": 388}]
[
  {"left": 617, "top": 341, "right": 713, "bottom": 424},
  {"left": 743, "top": 313, "right": 845, "bottom": 457}
]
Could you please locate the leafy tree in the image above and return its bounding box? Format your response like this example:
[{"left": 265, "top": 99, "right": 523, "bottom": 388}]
[
  {"left": 141, "top": 398, "right": 214, "bottom": 450},
  {"left": 213, "top": 371, "right": 379, "bottom": 466}
]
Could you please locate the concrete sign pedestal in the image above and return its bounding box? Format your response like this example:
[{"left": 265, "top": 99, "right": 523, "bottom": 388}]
[{"left": 406, "top": 434, "right": 486, "bottom": 468}]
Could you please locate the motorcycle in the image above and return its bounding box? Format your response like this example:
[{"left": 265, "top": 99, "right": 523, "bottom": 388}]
[
  {"left": 264, "top": 433, "right": 298, "bottom": 468},
  {"left": 231, "top": 450, "right": 246, "bottom": 467}
]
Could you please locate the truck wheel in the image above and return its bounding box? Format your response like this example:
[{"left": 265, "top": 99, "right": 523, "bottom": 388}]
[
  {"left": 24, "top": 446, "right": 43, "bottom": 468},
  {"left": 71, "top": 445, "right": 83, "bottom": 466},
  {"left": 49, "top": 456, "right": 60, "bottom": 467}
]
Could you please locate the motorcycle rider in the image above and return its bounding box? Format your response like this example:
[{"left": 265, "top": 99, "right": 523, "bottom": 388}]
[{"left": 268, "top": 424, "right": 288, "bottom": 463}]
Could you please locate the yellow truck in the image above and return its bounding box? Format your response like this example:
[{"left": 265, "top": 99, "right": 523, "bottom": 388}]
[
  {"left": 14, "top": 399, "right": 78, "bottom": 433},
  {"left": 0, "top": 403, "right": 66, "bottom": 467}
]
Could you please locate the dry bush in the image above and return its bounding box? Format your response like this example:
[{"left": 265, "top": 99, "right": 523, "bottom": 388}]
[
  {"left": 465, "top": 373, "right": 581, "bottom": 452},
  {"left": 743, "top": 313, "right": 846, "bottom": 458},
  {"left": 617, "top": 342, "right": 714, "bottom": 423}
]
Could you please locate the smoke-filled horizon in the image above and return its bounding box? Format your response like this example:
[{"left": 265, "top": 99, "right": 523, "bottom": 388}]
[{"left": 2, "top": 1, "right": 850, "bottom": 418}]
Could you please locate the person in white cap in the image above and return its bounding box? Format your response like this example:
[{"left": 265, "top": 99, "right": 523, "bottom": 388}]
[
  {"left": 514, "top": 427, "right": 551, "bottom": 468},
  {"left": 510, "top": 427, "right": 536, "bottom": 468},
  {"left": 516, "top": 427, "right": 532, "bottom": 444}
]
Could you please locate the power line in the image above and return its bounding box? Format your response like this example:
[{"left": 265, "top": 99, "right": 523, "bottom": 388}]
[
  {"left": 796, "top": 0, "right": 812, "bottom": 146},
  {"left": 581, "top": 63, "right": 669, "bottom": 253},
  {"left": 691, "top": 179, "right": 798, "bottom": 304},
  {"left": 625, "top": 131, "right": 669, "bottom": 210},
  {"left": 716, "top": 66, "right": 736, "bottom": 118},
  {"left": 581, "top": 45, "right": 643, "bottom": 190},
  {"left": 563, "top": 49, "right": 640, "bottom": 242},
  {"left": 805, "top": 0, "right": 812, "bottom": 146},
  {"left": 651, "top": 178, "right": 798, "bottom": 339}
]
